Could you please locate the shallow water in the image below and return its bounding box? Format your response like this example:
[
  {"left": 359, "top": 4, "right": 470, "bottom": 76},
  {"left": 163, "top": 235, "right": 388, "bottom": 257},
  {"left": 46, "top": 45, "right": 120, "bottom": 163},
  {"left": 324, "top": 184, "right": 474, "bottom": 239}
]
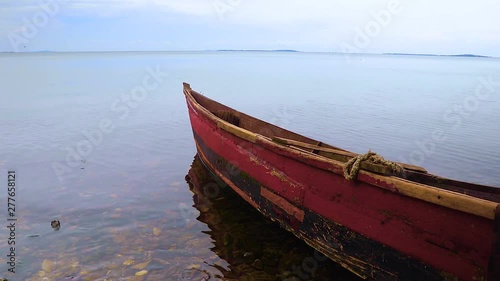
[{"left": 0, "top": 51, "right": 499, "bottom": 280}]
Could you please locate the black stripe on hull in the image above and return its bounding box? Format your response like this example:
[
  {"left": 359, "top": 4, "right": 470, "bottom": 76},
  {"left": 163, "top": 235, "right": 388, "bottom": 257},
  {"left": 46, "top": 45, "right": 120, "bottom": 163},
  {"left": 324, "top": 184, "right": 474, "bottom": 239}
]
[{"left": 193, "top": 132, "right": 451, "bottom": 281}]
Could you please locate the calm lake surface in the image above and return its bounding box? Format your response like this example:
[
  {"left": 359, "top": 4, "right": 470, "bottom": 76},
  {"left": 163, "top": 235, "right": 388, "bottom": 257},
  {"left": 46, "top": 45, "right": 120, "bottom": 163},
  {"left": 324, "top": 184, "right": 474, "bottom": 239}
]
[{"left": 0, "top": 51, "right": 499, "bottom": 280}]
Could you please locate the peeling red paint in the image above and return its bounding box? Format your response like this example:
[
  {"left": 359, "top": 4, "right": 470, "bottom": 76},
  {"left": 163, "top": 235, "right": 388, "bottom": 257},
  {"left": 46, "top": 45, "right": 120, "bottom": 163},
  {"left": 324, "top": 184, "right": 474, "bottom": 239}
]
[
  {"left": 197, "top": 143, "right": 260, "bottom": 211},
  {"left": 261, "top": 187, "right": 305, "bottom": 222}
]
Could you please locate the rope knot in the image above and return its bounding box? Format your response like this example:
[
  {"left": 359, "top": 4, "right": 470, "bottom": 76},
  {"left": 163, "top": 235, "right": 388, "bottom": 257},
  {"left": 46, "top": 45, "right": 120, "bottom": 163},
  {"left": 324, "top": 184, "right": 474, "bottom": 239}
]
[{"left": 343, "top": 150, "right": 404, "bottom": 181}]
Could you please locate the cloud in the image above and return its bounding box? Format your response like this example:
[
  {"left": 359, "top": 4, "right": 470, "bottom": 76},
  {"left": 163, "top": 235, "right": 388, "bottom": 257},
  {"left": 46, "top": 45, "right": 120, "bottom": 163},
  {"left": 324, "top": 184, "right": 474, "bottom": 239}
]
[{"left": 0, "top": 0, "right": 374, "bottom": 25}]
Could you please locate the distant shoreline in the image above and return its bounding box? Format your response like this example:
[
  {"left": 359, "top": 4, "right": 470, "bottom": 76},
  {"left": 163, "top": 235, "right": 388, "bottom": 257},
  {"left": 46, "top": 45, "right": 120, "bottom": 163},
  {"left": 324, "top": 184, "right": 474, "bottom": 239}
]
[
  {"left": 382, "top": 53, "right": 491, "bottom": 58},
  {"left": 216, "top": 49, "right": 300, "bottom": 53}
]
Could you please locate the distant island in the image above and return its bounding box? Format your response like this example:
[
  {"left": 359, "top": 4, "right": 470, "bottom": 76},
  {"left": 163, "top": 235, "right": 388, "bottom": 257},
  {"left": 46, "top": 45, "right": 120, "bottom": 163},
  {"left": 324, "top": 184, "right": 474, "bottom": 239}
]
[
  {"left": 0, "top": 50, "right": 54, "bottom": 53},
  {"left": 383, "top": 53, "right": 491, "bottom": 58},
  {"left": 216, "top": 49, "right": 300, "bottom": 53}
]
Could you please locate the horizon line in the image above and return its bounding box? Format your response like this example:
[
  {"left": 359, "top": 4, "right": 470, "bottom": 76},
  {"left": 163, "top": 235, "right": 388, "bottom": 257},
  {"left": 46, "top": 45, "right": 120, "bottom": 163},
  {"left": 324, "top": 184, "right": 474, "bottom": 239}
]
[{"left": 0, "top": 49, "right": 496, "bottom": 58}]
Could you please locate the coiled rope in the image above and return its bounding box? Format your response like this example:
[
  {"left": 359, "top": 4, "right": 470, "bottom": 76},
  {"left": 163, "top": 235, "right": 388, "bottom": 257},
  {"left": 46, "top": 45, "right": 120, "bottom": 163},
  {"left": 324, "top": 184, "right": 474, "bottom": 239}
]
[{"left": 343, "top": 150, "right": 404, "bottom": 181}]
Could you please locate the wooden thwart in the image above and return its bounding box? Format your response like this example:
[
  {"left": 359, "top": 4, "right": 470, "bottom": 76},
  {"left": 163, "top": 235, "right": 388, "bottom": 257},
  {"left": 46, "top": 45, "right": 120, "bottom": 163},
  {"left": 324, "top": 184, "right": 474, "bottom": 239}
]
[{"left": 272, "top": 136, "right": 427, "bottom": 174}]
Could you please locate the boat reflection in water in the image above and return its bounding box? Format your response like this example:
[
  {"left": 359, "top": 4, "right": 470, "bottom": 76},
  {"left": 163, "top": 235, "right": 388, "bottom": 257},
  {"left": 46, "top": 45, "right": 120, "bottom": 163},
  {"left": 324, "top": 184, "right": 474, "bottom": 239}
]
[{"left": 185, "top": 155, "right": 359, "bottom": 281}]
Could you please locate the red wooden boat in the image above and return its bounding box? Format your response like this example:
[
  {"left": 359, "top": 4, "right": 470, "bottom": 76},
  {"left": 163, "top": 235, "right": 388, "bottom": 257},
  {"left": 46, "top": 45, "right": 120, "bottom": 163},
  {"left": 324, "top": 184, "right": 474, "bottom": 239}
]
[{"left": 183, "top": 83, "right": 500, "bottom": 281}]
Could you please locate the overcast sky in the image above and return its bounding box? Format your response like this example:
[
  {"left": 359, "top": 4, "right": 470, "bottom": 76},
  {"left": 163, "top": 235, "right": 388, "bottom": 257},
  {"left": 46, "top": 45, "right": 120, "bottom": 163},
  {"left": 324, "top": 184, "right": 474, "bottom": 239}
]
[{"left": 1, "top": 0, "right": 499, "bottom": 56}]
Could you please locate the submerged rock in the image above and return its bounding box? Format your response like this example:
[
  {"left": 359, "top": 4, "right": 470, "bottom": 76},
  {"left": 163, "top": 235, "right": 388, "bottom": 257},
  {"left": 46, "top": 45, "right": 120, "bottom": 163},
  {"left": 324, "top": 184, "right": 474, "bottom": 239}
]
[
  {"left": 51, "top": 220, "right": 61, "bottom": 230},
  {"left": 252, "top": 259, "right": 263, "bottom": 270}
]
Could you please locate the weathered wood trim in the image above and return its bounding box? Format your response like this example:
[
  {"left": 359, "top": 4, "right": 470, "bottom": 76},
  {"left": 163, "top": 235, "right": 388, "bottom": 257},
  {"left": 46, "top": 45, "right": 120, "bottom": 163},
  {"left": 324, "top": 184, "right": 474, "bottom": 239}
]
[
  {"left": 216, "top": 121, "right": 257, "bottom": 143},
  {"left": 261, "top": 187, "right": 305, "bottom": 222},
  {"left": 184, "top": 83, "right": 258, "bottom": 143},
  {"left": 371, "top": 174, "right": 498, "bottom": 220},
  {"left": 184, "top": 82, "right": 499, "bottom": 220},
  {"left": 259, "top": 135, "right": 499, "bottom": 220}
]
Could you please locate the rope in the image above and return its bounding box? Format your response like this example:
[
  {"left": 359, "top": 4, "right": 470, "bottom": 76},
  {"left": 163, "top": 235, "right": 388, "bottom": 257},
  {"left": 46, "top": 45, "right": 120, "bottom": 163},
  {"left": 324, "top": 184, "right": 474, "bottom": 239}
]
[{"left": 343, "top": 150, "right": 404, "bottom": 181}]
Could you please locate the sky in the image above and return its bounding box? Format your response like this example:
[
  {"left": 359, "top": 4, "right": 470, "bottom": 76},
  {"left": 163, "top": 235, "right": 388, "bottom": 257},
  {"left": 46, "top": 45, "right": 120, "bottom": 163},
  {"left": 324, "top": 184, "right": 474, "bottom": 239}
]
[{"left": 1, "top": 0, "right": 499, "bottom": 56}]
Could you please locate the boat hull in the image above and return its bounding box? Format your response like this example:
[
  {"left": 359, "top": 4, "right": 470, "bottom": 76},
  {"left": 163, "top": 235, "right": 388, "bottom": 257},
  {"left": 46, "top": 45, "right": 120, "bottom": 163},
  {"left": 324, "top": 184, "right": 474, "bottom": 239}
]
[{"left": 184, "top": 85, "right": 500, "bottom": 281}]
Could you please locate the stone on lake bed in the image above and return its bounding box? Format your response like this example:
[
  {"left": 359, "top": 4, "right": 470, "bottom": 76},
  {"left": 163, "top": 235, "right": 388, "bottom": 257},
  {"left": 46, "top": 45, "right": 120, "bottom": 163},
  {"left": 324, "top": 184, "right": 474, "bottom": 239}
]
[
  {"left": 187, "top": 264, "right": 200, "bottom": 269},
  {"left": 135, "top": 270, "right": 148, "bottom": 276},
  {"left": 153, "top": 227, "right": 161, "bottom": 236},
  {"left": 132, "top": 260, "right": 150, "bottom": 270},
  {"left": 41, "top": 259, "right": 55, "bottom": 272}
]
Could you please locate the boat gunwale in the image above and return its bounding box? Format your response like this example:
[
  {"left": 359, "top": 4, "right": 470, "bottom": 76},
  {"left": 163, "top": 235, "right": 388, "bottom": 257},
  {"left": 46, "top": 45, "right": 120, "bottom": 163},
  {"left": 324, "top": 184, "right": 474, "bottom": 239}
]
[{"left": 182, "top": 82, "right": 499, "bottom": 220}]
